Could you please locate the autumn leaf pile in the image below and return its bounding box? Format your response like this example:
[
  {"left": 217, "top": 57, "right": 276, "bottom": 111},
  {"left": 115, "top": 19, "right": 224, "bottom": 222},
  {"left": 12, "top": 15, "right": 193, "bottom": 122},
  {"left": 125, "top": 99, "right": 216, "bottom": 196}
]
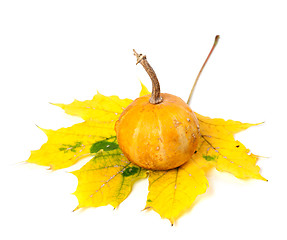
[{"left": 27, "top": 83, "right": 266, "bottom": 224}]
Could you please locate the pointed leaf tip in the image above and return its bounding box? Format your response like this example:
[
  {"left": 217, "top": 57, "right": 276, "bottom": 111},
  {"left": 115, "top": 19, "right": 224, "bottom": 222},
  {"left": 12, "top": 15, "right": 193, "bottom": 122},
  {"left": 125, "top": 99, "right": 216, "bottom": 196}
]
[{"left": 139, "top": 81, "right": 151, "bottom": 97}]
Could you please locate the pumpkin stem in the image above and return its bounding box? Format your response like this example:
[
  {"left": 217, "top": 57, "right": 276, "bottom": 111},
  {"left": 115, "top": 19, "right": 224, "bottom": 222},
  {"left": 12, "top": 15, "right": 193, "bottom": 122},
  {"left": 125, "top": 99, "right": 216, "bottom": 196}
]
[
  {"left": 187, "top": 35, "right": 220, "bottom": 105},
  {"left": 133, "top": 49, "right": 163, "bottom": 104}
]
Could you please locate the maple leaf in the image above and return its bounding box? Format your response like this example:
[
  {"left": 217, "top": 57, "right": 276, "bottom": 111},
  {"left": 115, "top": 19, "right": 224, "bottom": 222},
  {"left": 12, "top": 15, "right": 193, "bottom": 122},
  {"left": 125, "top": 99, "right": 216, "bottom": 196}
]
[{"left": 27, "top": 83, "right": 265, "bottom": 224}]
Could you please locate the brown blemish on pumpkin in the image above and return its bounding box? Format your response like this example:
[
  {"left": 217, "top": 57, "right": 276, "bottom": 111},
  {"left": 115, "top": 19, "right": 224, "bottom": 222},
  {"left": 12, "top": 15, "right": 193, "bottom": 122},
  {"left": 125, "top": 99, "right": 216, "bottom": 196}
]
[{"left": 173, "top": 119, "right": 182, "bottom": 128}]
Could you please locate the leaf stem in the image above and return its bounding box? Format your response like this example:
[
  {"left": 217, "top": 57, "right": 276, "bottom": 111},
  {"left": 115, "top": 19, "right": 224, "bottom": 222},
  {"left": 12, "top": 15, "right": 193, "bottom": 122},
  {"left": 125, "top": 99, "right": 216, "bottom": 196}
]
[
  {"left": 187, "top": 35, "right": 220, "bottom": 105},
  {"left": 133, "top": 49, "right": 163, "bottom": 104}
]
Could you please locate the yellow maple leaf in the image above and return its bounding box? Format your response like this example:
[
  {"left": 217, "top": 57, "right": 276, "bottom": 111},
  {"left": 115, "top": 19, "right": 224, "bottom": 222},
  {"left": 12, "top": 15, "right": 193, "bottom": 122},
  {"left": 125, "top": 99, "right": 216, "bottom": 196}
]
[{"left": 27, "top": 83, "right": 265, "bottom": 224}]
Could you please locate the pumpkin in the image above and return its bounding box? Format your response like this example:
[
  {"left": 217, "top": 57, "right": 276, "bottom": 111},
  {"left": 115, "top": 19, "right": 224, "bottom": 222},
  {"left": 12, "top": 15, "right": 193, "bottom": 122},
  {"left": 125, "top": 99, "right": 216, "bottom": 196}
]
[{"left": 115, "top": 50, "right": 200, "bottom": 170}]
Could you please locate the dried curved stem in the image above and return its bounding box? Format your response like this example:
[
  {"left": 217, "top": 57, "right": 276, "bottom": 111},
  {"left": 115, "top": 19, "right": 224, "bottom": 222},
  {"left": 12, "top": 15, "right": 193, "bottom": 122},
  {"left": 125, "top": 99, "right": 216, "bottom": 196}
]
[{"left": 133, "top": 49, "right": 163, "bottom": 104}]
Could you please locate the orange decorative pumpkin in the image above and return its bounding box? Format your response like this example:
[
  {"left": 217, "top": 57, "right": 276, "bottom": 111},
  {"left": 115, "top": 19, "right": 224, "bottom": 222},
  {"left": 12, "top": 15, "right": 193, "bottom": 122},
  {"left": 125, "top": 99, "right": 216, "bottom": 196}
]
[{"left": 115, "top": 50, "right": 200, "bottom": 170}]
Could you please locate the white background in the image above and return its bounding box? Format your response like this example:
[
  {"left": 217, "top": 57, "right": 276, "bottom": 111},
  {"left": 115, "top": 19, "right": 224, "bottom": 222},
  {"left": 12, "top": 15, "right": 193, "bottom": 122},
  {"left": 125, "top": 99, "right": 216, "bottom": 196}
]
[{"left": 1, "top": 1, "right": 286, "bottom": 239}]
